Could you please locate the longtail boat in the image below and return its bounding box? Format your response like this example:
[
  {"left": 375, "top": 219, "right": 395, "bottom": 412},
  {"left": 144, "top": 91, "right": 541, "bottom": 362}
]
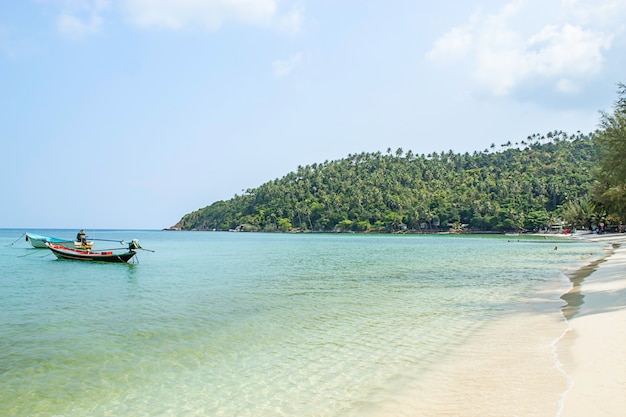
[{"left": 46, "top": 240, "right": 144, "bottom": 263}]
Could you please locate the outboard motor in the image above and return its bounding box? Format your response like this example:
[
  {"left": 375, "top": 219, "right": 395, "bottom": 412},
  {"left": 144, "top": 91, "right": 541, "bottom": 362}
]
[{"left": 128, "top": 239, "right": 142, "bottom": 250}]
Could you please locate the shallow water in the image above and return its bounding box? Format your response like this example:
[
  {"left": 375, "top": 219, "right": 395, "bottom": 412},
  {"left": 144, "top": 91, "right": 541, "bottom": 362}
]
[{"left": 0, "top": 230, "right": 605, "bottom": 416}]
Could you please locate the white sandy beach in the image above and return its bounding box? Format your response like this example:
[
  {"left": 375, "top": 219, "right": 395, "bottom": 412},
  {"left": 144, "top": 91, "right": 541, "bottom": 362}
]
[
  {"left": 558, "top": 233, "right": 626, "bottom": 417},
  {"left": 385, "top": 233, "right": 626, "bottom": 417}
]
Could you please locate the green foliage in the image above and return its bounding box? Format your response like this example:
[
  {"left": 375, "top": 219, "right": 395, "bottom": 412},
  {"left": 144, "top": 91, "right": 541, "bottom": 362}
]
[
  {"left": 277, "top": 218, "right": 292, "bottom": 232},
  {"left": 560, "top": 196, "right": 599, "bottom": 229},
  {"left": 592, "top": 83, "right": 626, "bottom": 223},
  {"left": 524, "top": 210, "right": 551, "bottom": 230},
  {"left": 173, "top": 131, "right": 597, "bottom": 232}
]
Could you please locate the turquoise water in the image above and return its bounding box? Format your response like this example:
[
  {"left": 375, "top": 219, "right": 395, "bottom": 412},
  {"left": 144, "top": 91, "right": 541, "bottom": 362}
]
[{"left": 0, "top": 230, "right": 605, "bottom": 416}]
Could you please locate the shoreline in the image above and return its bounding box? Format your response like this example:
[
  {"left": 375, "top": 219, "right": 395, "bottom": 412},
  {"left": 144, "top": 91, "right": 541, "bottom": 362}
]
[
  {"left": 384, "top": 233, "right": 624, "bottom": 417},
  {"left": 559, "top": 233, "right": 626, "bottom": 417}
]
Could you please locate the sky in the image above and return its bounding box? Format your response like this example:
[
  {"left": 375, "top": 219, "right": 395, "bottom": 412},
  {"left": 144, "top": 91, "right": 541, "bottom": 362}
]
[{"left": 1, "top": 0, "right": 625, "bottom": 230}]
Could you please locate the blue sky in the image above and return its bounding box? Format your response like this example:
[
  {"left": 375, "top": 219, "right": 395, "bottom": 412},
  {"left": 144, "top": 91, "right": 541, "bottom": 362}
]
[{"left": 1, "top": 0, "right": 625, "bottom": 230}]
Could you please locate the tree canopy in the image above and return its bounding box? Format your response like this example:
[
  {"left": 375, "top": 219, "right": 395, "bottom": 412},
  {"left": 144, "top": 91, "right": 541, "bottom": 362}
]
[
  {"left": 592, "top": 82, "right": 626, "bottom": 224},
  {"left": 172, "top": 131, "right": 597, "bottom": 233}
]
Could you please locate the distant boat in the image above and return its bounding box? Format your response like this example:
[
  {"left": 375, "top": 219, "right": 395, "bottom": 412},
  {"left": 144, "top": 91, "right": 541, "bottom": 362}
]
[
  {"left": 25, "top": 232, "right": 94, "bottom": 249},
  {"left": 25, "top": 233, "right": 72, "bottom": 249},
  {"left": 46, "top": 240, "right": 143, "bottom": 263}
]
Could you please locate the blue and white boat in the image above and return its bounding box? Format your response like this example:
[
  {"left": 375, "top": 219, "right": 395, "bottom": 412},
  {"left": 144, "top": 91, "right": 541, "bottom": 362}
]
[{"left": 25, "top": 233, "right": 73, "bottom": 249}]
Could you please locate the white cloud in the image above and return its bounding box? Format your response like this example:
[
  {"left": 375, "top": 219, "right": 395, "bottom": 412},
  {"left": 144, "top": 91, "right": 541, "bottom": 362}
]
[
  {"left": 123, "top": 0, "right": 302, "bottom": 32},
  {"left": 427, "top": 0, "right": 618, "bottom": 96},
  {"left": 272, "top": 52, "right": 302, "bottom": 77},
  {"left": 50, "top": 0, "right": 303, "bottom": 35},
  {"left": 275, "top": 4, "right": 303, "bottom": 34},
  {"left": 426, "top": 26, "right": 472, "bottom": 62},
  {"left": 555, "top": 78, "right": 579, "bottom": 94},
  {"left": 57, "top": 12, "right": 103, "bottom": 37},
  {"left": 54, "top": 0, "right": 110, "bottom": 38},
  {"left": 562, "top": 0, "right": 626, "bottom": 27},
  {"left": 527, "top": 24, "right": 611, "bottom": 77}
]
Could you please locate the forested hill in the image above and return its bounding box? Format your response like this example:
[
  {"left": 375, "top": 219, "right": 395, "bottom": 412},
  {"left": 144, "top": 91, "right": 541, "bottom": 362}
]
[{"left": 172, "top": 131, "right": 597, "bottom": 233}]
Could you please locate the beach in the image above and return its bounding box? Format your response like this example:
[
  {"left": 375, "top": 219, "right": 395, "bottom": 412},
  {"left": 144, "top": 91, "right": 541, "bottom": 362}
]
[
  {"left": 559, "top": 233, "right": 626, "bottom": 417},
  {"left": 375, "top": 232, "right": 626, "bottom": 417}
]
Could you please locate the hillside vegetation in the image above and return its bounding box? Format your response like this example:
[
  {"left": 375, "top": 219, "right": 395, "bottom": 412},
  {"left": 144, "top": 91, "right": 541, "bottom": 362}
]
[{"left": 172, "top": 131, "right": 597, "bottom": 233}]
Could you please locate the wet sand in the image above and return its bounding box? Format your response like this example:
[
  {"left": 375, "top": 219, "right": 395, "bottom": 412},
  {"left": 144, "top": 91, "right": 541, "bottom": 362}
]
[{"left": 559, "top": 233, "right": 626, "bottom": 417}]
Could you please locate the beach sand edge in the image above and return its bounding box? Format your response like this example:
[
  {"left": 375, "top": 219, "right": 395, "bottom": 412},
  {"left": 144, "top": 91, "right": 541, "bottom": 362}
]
[{"left": 559, "top": 233, "right": 626, "bottom": 417}]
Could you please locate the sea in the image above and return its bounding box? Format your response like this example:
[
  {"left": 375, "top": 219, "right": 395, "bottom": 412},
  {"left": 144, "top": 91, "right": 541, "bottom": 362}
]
[{"left": 0, "top": 229, "right": 608, "bottom": 417}]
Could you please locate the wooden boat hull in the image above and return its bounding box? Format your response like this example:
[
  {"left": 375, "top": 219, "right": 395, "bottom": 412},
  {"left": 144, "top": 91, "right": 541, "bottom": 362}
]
[{"left": 46, "top": 244, "right": 136, "bottom": 263}]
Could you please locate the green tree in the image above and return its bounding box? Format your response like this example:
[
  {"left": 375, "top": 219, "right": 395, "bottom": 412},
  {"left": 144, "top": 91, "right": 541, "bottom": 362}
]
[
  {"left": 277, "top": 218, "right": 292, "bottom": 232},
  {"left": 561, "top": 196, "right": 597, "bottom": 229},
  {"left": 524, "top": 209, "right": 550, "bottom": 231},
  {"left": 593, "top": 83, "right": 626, "bottom": 223}
]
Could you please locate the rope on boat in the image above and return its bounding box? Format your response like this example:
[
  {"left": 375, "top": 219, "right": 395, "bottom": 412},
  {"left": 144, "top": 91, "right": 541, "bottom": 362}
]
[{"left": 7, "top": 233, "right": 26, "bottom": 247}]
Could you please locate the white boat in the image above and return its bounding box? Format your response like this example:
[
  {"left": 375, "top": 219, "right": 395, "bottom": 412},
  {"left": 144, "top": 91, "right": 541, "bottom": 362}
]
[
  {"left": 25, "top": 233, "right": 73, "bottom": 248},
  {"left": 25, "top": 232, "right": 93, "bottom": 249}
]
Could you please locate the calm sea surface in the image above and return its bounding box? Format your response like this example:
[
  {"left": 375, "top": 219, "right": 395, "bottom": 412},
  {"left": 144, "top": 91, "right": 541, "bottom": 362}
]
[{"left": 0, "top": 230, "right": 606, "bottom": 417}]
